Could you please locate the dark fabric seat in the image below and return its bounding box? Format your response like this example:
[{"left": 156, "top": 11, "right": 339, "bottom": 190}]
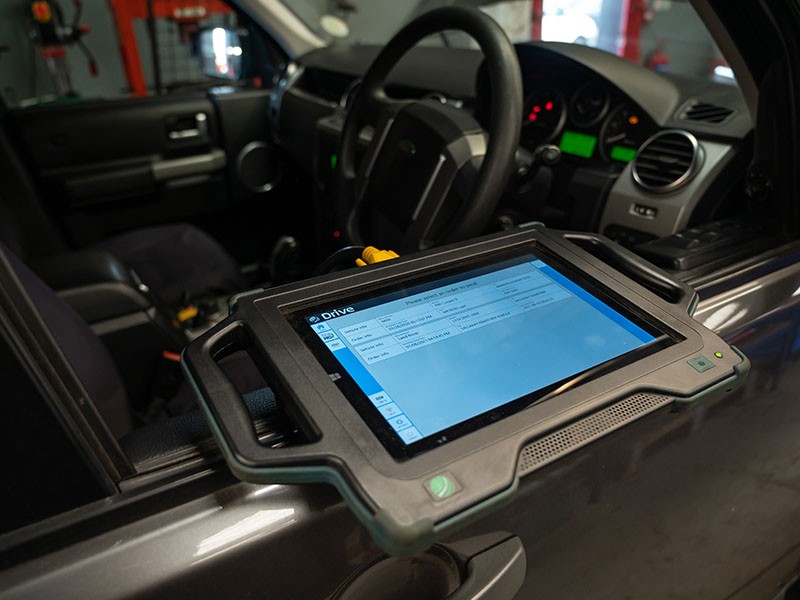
[
  {"left": 95, "top": 223, "right": 246, "bottom": 306},
  {"left": 3, "top": 242, "right": 265, "bottom": 439},
  {"left": 0, "top": 127, "right": 245, "bottom": 308},
  {"left": 5, "top": 244, "right": 133, "bottom": 437}
]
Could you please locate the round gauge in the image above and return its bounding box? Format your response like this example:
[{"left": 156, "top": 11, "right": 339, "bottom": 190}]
[
  {"left": 521, "top": 88, "right": 566, "bottom": 148},
  {"left": 570, "top": 82, "right": 610, "bottom": 127},
  {"left": 599, "top": 104, "right": 649, "bottom": 162}
]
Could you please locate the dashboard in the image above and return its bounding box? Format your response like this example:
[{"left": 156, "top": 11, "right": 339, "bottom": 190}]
[
  {"left": 475, "top": 45, "right": 659, "bottom": 169},
  {"left": 273, "top": 41, "right": 752, "bottom": 253}
]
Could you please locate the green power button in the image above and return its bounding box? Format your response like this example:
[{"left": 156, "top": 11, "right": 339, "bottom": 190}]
[
  {"left": 427, "top": 474, "right": 457, "bottom": 500},
  {"left": 688, "top": 354, "right": 716, "bottom": 373}
]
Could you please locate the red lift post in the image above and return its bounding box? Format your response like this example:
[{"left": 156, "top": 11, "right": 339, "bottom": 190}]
[
  {"left": 107, "top": 0, "right": 232, "bottom": 97},
  {"left": 530, "top": 0, "right": 543, "bottom": 41},
  {"left": 619, "top": 0, "right": 649, "bottom": 62}
]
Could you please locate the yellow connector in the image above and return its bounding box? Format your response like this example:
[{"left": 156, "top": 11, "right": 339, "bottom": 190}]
[
  {"left": 176, "top": 305, "right": 199, "bottom": 323},
  {"left": 355, "top": 246, "right": 400, "bottom": 267}
]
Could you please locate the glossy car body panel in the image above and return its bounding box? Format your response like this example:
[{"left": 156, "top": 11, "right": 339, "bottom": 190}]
[{"left": 2, "top": 249, "right": 799, "bottom": 598}]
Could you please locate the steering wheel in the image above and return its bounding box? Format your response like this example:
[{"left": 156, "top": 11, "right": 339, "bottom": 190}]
[{"left": 335, "top": 7, "right": 523, "bottom": 253}]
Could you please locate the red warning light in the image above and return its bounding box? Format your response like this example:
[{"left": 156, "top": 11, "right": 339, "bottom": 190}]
[
  {"left": 545, "top": 101, "right": 554, "bottom": 111},
  {"left": 332, "top": 229, "right": 341, "bottom": 239},
  {"left": 533, "top": 105, "right": 541, "bottom": 113},
  {"left": 528, "top": 113, "right": 538, "bottom": 122}
]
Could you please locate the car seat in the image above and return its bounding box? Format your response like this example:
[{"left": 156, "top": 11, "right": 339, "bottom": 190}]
[
  {"left": 1, "top": 240, "right": 267, "bottom": 440},
  {"left": 0, "top": 127, "right": 245, "bottom": 308}
]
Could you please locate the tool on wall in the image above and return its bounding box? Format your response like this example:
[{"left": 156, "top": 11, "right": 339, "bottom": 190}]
[{"left": 27, "top": 0, "right": 98, "bottom": 98}]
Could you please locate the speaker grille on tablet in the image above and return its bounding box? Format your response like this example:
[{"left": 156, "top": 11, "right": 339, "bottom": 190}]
[{"left": 517, "top": 392, "right": 672, "bottom": 475}]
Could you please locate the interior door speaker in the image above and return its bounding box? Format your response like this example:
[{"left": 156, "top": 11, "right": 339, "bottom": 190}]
[
  {"left": 210, "top": 89, "right": 281, "bottom": 200},
  {"left": 237, "top": 141, "right": 281, "bottom": 193}
]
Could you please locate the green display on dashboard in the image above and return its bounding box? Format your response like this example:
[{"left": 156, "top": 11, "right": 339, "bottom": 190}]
[
  {"left": 559, "top": 131, "right": 597, "bottom": 159},
  {"left": 610, "top": 145, "right": 637, "bottom": 163}
]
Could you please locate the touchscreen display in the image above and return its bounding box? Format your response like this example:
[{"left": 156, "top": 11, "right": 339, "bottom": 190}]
[{"left": 293, "top": 253, "right": 667, "bottom": 458}]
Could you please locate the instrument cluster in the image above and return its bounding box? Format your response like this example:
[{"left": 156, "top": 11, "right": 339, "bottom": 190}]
[{"left": 519, "top": 79, "right": 656, "bottom": 165}]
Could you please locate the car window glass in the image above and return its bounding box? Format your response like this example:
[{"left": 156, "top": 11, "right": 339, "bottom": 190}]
[
  {"left": 288, "top": 0, "right": 735, "bottom": 86},
  {"left": 0, "top": 1, "right": 245, "bottom": 109}
]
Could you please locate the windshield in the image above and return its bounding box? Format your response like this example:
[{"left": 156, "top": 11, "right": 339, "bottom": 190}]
[{"left": 287, "top": 0, "right": 734, "bottom": 85}]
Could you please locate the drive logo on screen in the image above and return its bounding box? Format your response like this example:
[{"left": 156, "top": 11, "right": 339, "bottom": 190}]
[{"left": 308, "top": 307, "right": 356, "bottom": 323}]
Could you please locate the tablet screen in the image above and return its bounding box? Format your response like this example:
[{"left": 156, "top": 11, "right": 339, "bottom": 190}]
[{"left": 291, "top": 251, "right": 673, "bottom": 459}]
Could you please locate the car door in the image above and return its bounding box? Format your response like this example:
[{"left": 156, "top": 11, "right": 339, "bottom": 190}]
[
  {"left": 2, "top": 0, "right": 800, "bottom": 599},
  {"left": 8, "top": 95, "right": 230, "bottom": 245},
  {"left": 1, "top": 0, "right": 284, "bottom": 258}
]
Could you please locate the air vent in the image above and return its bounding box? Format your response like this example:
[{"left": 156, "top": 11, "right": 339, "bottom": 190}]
[
  {"left": 632, "top": 130, "right": 703, "bottom": 193},
  {"left": 681, "top": 101, "right": 734, "bottom": 124}
]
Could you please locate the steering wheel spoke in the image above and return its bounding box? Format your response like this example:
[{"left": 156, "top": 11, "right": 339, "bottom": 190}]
[{"left": 359, "top": 86, "right": 407, "bottom": 122}]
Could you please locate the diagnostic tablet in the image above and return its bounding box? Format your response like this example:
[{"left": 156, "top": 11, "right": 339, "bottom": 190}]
[{"left": 183, "top": 227, "right": 748, "bottom": 556}]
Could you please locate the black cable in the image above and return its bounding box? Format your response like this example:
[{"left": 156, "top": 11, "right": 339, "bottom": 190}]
[
  {"left": 29, "top": 35, "right": 37, "bottom": 100},
  {"left": 53, "top": 1, "right": 66, "bottom": 26},
  {"left": 312, "top": 246, "right": 366, "bottom": 276},
  {"left": 71, "top": 0, "right": 82, "bottom": 30},
  {"left": 76, "top": 39, "right": 97, "bottom": 76}
]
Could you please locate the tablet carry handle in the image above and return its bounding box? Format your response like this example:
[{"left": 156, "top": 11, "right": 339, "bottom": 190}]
[
  {"left": 560, "top": 231, "right": 699, "bottom": 316},
  {"left": 183, "top": 316, "right": 331, "bottom": 475}
]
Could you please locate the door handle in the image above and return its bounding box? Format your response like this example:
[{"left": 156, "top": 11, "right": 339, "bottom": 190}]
[
  {"left": 165, "top": 112, "right": 208, "bottom": 143},
  {"left": 328, "top": 532, "right": 526, "bottom": 600},
  {"left": 445, "top": 533, "right": 526, "bottom": 600},
  {"left": 168, "top": 128, "right": 201, "bottom": 140}
]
